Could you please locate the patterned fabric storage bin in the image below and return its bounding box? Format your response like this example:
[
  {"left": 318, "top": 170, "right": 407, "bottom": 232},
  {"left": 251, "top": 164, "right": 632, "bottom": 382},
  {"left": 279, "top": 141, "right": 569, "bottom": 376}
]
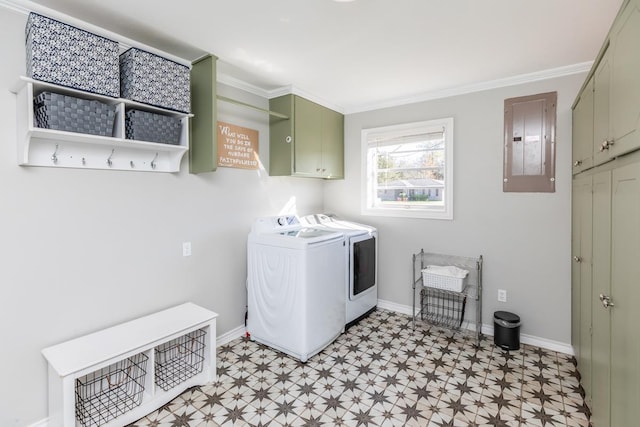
[
  {"left": 120, "top": 48, "right": 191, "bottom": 113},
  {"left": 34, "top": 91, "right": 116, "bottom": 137},
  {"left": 26, "top": 13, "right": 120, "bottom": 97},
  {"left": 125, "top": 109, "right": 181, "bottom": 145}
]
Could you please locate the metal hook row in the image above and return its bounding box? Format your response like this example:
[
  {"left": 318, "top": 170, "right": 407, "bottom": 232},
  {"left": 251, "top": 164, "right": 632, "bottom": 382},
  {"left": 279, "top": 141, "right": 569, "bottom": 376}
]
[{"left": 50, "top": 146, "right": 159, "bottom": 170}]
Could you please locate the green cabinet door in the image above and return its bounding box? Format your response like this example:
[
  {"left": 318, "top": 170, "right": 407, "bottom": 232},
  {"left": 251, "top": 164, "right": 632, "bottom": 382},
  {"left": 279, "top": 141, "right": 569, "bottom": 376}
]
[
  {"left": 572, "top": 79, "right": 595, "bottom": 174},
  {"left": 593, "top": 48, "right": 612, "bottom": 167},
  {"left": 269, "top": 95, "right": 295, "bottom": 176},
  {"left": 591, "top": 170, "right": 611, "bottom": 427},
  {"left": 321, "top": 107, "right": 344, "bottom": 179},
  {"left": 610, "top": 160, "right": 640, "bottom": 427},
  {"left": 571, "top": 175, "right": 593, "bottom": 404},
  {"left": 294, "top": 96, "right": 324, "bottom": 176},
  {"left": 610, "top": 1, "right": 640, "bottom": 158},
  {"left": 189, "top": 54, "right": 218, "bottom": 174}
]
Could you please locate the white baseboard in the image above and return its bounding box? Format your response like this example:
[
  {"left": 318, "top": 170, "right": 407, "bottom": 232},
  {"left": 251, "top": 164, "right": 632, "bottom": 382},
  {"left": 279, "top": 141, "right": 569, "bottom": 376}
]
[
  {"left": 216, "top": 325, "right": 246, "bottom": 347},
  {"left": 377, "top": 299, "right": 574, "bottom": 355},
  {"left": 27, "top": 420, "right": 48, "bottom": 427},
  {"left": 377, "top": 299, "right": 414, "bottom": 316}
]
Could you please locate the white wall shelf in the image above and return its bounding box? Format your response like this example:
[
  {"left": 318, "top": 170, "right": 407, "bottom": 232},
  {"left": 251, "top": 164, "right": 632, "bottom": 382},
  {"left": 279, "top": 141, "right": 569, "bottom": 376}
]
[
  {"left": 41, "top": 302, "right": 218, "bottom": 427},
  {"left": 13, "top": 77, "right": 191, "bottom": 173}
]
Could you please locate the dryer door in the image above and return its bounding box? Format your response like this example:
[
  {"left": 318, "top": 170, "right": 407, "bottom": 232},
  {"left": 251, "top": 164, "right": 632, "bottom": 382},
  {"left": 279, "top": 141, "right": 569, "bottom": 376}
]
[{"left": 350, "top": 235, "right": 376, "bottom": 299}]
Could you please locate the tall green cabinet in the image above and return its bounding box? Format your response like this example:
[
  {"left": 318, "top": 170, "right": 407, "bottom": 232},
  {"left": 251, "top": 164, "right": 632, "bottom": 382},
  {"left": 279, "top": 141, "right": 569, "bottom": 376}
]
[
  {"left": 269, "top": 94, "right": 344, "bottom": 179},
  {"left": 189, "top": 54, "right": 218, "bottom": 174},
  {"left": 571, "top": 0, "right": 640, "bottom": 425}
]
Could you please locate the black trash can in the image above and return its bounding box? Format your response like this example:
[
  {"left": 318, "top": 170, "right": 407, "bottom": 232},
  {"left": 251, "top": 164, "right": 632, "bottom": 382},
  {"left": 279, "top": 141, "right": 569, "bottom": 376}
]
[{"left": 494, "top": 311, "right": 521, "bottom": 350}]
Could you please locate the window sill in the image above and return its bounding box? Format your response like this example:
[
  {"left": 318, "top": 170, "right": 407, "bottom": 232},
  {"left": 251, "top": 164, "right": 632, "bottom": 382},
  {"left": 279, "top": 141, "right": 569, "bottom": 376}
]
[{"left": 361, "top": 207, "right": 453, "bottom": 220}]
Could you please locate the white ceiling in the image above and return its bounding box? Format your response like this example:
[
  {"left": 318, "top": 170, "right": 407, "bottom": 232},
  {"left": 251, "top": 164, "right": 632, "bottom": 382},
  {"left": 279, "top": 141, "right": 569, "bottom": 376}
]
[{"left": 15, "top": 0, "right": 623, "bottom": 113}]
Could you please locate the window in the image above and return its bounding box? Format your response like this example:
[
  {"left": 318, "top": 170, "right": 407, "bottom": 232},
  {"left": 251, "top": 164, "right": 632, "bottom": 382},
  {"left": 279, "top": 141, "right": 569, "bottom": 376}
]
[{"left": 361, "top": 118, "right": 453, "bottom": 219}]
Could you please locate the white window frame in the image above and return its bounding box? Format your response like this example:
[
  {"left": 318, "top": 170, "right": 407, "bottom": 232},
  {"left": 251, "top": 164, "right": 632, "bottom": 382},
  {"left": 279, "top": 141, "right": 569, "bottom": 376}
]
[{"left": 361, "top": 118, "right": 454, "bottom": 220}]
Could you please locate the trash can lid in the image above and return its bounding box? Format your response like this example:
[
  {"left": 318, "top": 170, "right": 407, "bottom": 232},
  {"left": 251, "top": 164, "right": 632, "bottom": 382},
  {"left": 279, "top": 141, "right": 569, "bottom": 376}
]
[{"left": 494, "top": 311, "right": 520, "bottom": 323}]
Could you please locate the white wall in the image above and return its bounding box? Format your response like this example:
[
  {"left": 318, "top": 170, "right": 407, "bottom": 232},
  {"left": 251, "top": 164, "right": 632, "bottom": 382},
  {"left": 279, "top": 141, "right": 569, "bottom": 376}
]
[
  {"left": 0, "top": 7, "right": 325, "bottom": 426},
  {"left": 325, "top": 74, "right": 584, "bottom": 346}
]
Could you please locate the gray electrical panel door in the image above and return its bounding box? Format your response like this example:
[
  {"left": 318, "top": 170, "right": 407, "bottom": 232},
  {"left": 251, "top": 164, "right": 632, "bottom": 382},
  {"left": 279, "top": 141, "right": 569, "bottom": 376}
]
[{"left": 503, "top": 92, "right": 557, "bottom": 192}]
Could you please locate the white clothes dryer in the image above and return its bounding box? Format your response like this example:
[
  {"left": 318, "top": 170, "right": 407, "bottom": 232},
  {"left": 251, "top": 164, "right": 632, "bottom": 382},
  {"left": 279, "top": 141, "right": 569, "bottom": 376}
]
[
  {"left": 247, "top": 215, "right": 346, "bottom": 362},
  {"left": 300, "top": 214, "right": 378, "bottom": 327}
]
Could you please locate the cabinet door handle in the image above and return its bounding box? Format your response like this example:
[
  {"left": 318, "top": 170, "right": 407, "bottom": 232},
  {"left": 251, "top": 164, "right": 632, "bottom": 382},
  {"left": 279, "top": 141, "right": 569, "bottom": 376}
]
[
  {"left": 599, "top": 141, "right": 608, "bottom": 152},
  {"left": 599, "top": 293, "right": 615, "bottom": 308},
  {"left": 573, "top": 256, "right": 582, "bottom": 263},
  {"left": 573, "top": 160, "right": 582, "bottom": 167},
  {"left": 599, "top": 139, "right": 614, "bottom": 152}
]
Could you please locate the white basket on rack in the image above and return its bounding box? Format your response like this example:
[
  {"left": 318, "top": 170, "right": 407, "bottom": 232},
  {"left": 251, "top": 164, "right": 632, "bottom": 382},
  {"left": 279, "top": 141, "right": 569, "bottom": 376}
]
[{"left": 421, "top": 265, "right": 469, "bottom": 292}]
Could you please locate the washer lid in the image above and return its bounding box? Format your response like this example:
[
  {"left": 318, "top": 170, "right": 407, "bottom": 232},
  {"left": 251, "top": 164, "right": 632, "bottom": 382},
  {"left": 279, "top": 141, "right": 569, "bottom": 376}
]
[
  {"left": 280, "top": 228, "right": 338, "bottom": 239},
  {"left": 250, "top": 227, "right": 344, "bottom": 248},
  {"left": 300, "top": 214, "right": 376, "bottom": 236}
]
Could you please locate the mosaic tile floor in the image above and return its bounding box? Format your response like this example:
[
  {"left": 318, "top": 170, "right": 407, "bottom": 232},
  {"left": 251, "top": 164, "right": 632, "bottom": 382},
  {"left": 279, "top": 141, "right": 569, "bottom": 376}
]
[{"left": 129, "top": 309, "right": 590, "bottom": 426}]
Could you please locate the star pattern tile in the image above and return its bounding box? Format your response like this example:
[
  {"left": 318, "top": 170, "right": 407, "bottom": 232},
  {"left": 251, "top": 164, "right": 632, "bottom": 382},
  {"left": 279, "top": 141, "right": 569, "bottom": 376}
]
[{"left": 129, "top": 309, "right": 590, "bottom": 427}]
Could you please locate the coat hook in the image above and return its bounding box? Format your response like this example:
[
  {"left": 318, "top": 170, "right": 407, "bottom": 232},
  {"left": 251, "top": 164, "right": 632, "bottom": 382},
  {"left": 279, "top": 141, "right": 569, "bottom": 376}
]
[
  {"left": 130, "top": 160, "right": 135, "bottom": 168},
  {"left": 107, "top": 149, "right": 115, "bottom": 167},
  {"left": 81, "top": 157, "right": 86, "bottom": 166},
  {"left": 150, "top": 152, "right": 158, "bottom": 170},
  {"left": 51, "top": 144, "right": 59, "bottom": 165}
]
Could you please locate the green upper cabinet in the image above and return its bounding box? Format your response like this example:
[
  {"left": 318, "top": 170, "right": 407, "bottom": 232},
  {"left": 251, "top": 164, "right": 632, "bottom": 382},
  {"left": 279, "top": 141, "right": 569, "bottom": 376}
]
[
  {"left": 269, "top": 94, "right": 344, "bottom": 179},
  {"left": 189, "top": 54, "right": 218, "bottom": 174},
  {"left": 609, "top": 0, "right": 640, "bottom": 158},
  {"left": 572, "top": 77, "right": 594, "bottom": 174}
]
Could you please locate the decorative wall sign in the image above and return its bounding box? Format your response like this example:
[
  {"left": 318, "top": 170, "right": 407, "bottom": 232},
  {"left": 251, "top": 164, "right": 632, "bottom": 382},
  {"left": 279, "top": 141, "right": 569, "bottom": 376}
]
[{"left": 217, "top": 121, "right": 259, "bottom": 169}]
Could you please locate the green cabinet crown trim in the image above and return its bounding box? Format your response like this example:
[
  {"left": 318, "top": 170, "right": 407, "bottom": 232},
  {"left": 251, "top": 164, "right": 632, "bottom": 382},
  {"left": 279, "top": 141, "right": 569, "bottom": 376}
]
[{"left": 189, "top": 54, "right": 218, "bottom": 174}]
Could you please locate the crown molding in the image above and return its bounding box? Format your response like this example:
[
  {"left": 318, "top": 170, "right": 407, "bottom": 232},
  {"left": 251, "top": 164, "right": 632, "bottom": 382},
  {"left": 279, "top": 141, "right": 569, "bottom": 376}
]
[
  {"left": 267, "top": 85, "right": 345, "bottom": 114},
  {"left": 220, "top": 61, "right": 592, "bottom": 115},
  {"left": 216, "top": 76, "right": 345, "bottom": 114},
  {"left": 216, "top": 72, "right": 271, "bottom": 98},
  {"left": 344, "top": 61, "right": 594, "bottom": 114}
]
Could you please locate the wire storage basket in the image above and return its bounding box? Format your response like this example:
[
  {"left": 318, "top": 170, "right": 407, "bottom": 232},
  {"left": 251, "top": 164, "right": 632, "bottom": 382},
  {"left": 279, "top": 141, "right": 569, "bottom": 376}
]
[
  {"left": 412, "top": 250, "right": 483, "bottom": 343},
  {"left": 75, "top": 352, "right": 148, "bottom": 427},
  {"left": 420, "top": 287, "right": 467, "bottom": 329},
  {"left": 422, "top": 266, "right": 468, "bottom": 293},
  {"left": 155, "top": 328, "right": 206, "bottom": 391}
]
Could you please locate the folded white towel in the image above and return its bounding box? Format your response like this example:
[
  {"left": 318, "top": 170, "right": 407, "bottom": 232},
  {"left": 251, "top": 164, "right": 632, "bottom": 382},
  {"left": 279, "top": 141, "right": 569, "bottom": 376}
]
[{"left": 424, "top": 265, "right": 469, "bottom": 279}]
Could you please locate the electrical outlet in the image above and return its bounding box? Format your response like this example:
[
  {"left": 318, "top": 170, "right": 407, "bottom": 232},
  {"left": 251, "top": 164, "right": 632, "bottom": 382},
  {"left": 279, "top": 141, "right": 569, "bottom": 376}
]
[
  {"left": 182, "top": 242, "right": 192, "bottom": 257},
  {"left": 498, "top": 289, "right": 507, "bottom": 302}
]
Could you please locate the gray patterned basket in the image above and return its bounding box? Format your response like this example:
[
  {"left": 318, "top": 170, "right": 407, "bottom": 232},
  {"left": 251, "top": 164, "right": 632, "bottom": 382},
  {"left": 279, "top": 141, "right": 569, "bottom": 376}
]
[
  {"left": 125, "top": 109, "right": 181, "bottom": 145},
  {"left": 34, "top": 91, "right": 116, "bottom": 137},
  {"left": 120, "top": 48, "right": 190, "bottom": 113},
  {"left": 26, "top": 13, "right": 120, "bottom": 97}
]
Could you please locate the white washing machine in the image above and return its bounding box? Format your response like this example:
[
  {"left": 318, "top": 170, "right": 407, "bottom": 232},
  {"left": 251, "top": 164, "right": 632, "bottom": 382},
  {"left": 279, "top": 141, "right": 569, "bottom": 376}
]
[
  {"left": 300, "top": 214, "right": 377, "bottom": 327},
  {"left": 247, "top": 215, "right": 346, "bottom": 362}
]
